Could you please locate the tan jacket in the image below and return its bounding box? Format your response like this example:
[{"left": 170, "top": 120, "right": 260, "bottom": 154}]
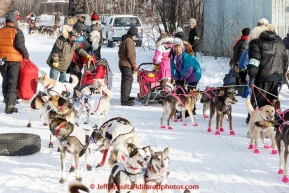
[{"left": 118, "top": 36, "right": 136, "bottom": 68}]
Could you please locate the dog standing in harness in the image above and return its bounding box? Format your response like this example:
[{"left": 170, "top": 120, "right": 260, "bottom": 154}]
[
  {"left": 50, "top": 118, "right": 92, "bottom": 184},
  {"left": 108, "top": 143, "right": 148, "bottom": 193},
  {"left": 90, "top": 117, "right": 140, "bottom": 168}
]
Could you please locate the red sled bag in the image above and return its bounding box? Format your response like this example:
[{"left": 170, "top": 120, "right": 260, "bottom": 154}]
[{"left": 17, "top": 58, "right": 38, "bottom": 100}]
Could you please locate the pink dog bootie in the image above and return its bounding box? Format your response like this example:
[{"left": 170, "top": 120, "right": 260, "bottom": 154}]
[
  {"left": 168, "top": 126, "right": 173, "bottom": 130},
  {"left": 220, "top": 127, "right": 224, "bottom": 132},
  {"left": 253, "top": 148, "right": 259, "bottom": 154},
  {"left": 215, "top": 130, "right": 220, "bottom": 135},
  {"left": 230, "top": 130, "right": 235, "bottom": 135},
  {"left": 160, "top": 125, "right": 166, "bottom": 129},
  {"left": 282, "top": 176, "right": 289, "bottom": 183},
  {"left": 207, "top": 128, "right": 212, "bottom": 132},
  {"left": 248, "top": 143, "right": 254, "bottom": 149},
  {"left": 271, "top": 149, "right": 277, "bottom": 154},
  {"left": 193, "top": 123, "right": 198, "bottom": 126},
  {"left": 203, "top": 115, "right": 209, "bottom": 119},
  {"left": 278, "top": 169, "right": 283, "bottom": 174},
  {"left": 264, "top": 144, "right": 271, "bottom": 149}
]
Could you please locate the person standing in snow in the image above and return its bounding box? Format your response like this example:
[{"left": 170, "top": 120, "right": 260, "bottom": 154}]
[
  {"left": 153, "top": 33, "right": 174, "bottom": 85},
  {"left": 232, "top": 28, "right": 250, "bottom": 95},
  {"left": 247, "top": 18, "right": 288, "bottom": 123},
  {"left": 118, "top": 26, "right": 138, "bottom": 106},
  {"left": 47, "top": 25, "right": 92, "bottom": 83},
  {"left": 169, "top": 38, "right": 202, "bottom": 115},
  {"left": 0, "top": 12, "right": 29, "bottom": 114},
  {"left": 188, "top": 18, "right": 203, "bottom": 61},
  {"left": 90, "top": 12, "right": 103, "bottom": 60}
]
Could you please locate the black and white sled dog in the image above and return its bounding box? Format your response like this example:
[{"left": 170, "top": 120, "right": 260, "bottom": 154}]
[
  {"left": 49, "top": 118, "right": 92, "bottom": 183},
  {"left": 108, "top": 143, "right": 149, "bottom": 193},
  {"left": 145, "top": 147, "right": 170, "bottom": 193},
  {"left": 90, "top": 117, "right": 140, "bottom": 167},
  {"left": 35, "top": 73, "right": 78, "bottom": 100},
  {"left": 75, "top": 80, "right": 112, "bottom": 126}
]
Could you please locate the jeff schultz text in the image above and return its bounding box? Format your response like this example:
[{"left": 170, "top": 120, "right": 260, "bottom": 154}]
[{"left": 93, "top": 184, "right": 199, "bottom": 190}]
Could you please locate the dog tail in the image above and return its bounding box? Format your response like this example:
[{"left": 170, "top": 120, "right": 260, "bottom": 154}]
[
  {"left": 102, "top": 86, "right": 112, "bottom": 101},
  {"left": 246, "top": 95, "right": 254, "bottom": 116},
  {"left": 108, "top": 149, "right": 119, "bottom": 167},
  {"left": 129, "top": 134, "right": 141, "bottom": 147},
  {"left": 255, "top": 120, "right": 279, "bottom": 128},
  {"left": 68, "top": 181, "right": 89, "bottom": 193},
  {"left": 70, "top": 75, "right": 79, "bottom": 88}
]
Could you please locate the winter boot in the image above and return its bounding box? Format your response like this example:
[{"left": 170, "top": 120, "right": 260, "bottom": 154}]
[
  {"left": 5, "top": 104, "right": 18, "bottom": 114},
  {"left": 121, "top": 99, "right": 135, "bottom": 106}
]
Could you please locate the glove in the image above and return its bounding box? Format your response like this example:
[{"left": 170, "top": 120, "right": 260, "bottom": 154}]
[
  {"left": 86, "top": 55, "right": 93, "bottom": 61},
  {"left": 248, "top": 77, "right": 255, "bottom": 88},
  {"left": 132, "top": 64, "right": 137, "bottom": 74},
  {"left": 52, "top": 62, "right": 59, "bottom": 68},
  {"left": 153, "top": 64, "right": 159, "bottom": 71},
  {"left": 23, "top": 53, "right": 29, "bottom": 59}
]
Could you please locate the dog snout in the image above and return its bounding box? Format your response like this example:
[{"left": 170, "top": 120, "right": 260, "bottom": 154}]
[
  {"left": 144, "top": 157, "right": 147, "bottom": 162},
  {"left": 161, "top": 164, "right": 165, "bottom": 168}
]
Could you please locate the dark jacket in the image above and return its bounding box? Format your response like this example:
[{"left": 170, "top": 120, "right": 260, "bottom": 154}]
[
  {"left": 175, "top": 32, "right": 187, "bottom": 41},
  {"left": 0, "top": 12, "right": 28, "bottom": 62},
  {"left": 283, "top": 33, "right": 289, "bottom": 49},
  {"left": 188, "top": 26, "right": 203, "bottom": 52},
  {"left": 248, "top": 24, "right": 288, "bottom": 82},
  {"left": 46, "top": 25, "right": 88, "bottom": 72},
  {"left": 233, "top": 40, "right": 249, "bottom": 63},
  {"left": 118, "top": 34, "right": 136, "bottom": 68}
]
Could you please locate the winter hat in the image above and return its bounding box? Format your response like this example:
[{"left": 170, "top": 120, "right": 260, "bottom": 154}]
[
  {"left": 91, "top": 13, "right": 99, "bottom": 21},
  {"left": 173, "top": 38, "right": 183, "bottom": 46},
  {"left": 257, "top": 18, "right": 269, "bottom": 26},
  {"left": 127, "top": 26, "right": 138, "bottom": 36},
  {"left": 80, "top": 14, "right": 86, "bottom": 19},
  {"left": 189, "top": 18, "right": 196, "bottom": 25},
  {"left": 242, "top": 28, "right": 250, "bottom": 36},
  {"left": 176, "top": 27, "right": 183, "bottom": 33},
  {"left": 69, "top": 29, "right": 80, "bottom": 37},
  {"left": 6, "top": 11, "right": 18, "bottom": 27},
  {"left": 74, "top": 22, "right": 87, "bottom": 32}
]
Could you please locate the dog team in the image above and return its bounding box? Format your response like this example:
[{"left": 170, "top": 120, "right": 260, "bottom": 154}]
[{"left": 17, "top": 69, "right": 289, "bottom": 192}]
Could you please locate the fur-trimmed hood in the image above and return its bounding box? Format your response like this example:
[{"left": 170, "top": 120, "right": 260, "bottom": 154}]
[
  {"left": 249, "top": 24, "right": 276, "bottom": 41},
  {"left": 156, "top": 37, "right": 174, "bottom": 47},
  {"left": 62, "top": 25, "right": 72, "bottom": 39}
]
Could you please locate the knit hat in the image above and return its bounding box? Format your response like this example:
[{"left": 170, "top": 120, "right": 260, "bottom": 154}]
[
  {"left": 257, "top": 18, "right": 269, "bottom": 26},
  {"left": 6, "top": 12, "right": 18, "bottom": 27},
  {"left": 74, "top": 22, "right": 87, "bottom": 32},
  {"left": 176, "top": 27, "right": 183, "bottom": 33},
  {"left": 69, "top": 29, "right": 80, "bottom": 37},
  {"left": 173, "top": 38, "right": 183, "bottom": 46},
  {"left": 91, "top": 13, "right": 99, "bottom": 20},
  {"left": 127, "top": 26, "right": 138, "bottom": 36},
  {"left": 189, "top": 18, "right": 196, "bottom": 25},
  {"left": 242, "top": 28, "right": 250, "bottom": 36}
]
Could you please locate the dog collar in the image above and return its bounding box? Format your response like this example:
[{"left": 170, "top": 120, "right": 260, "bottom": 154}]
[
  {"left": 45, "top": 82, "right": 52, "bottom": 89},
  {"left": 55, "top": 122, "right": 66, "bottom": 137},
  {"left": 128, "top": 163, "right": 139, "bottom": 171}
]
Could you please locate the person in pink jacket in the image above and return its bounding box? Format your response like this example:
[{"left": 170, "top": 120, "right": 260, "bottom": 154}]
[{"left": 153, "top": 33, "right": 174, "bottom": 85}]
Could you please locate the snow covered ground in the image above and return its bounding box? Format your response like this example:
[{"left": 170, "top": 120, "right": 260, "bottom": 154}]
[{"left": 1, "top": 27, "right": 289, "bottom": 193}]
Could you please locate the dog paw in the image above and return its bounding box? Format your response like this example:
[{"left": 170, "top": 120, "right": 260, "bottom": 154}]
[
  {"left": 183, "top": 123, "right": 187, "bottom": 126},
  {"left": 168, "top": 126, "right": 173, "bottom": 130},
  {"left": 282, "top": 176, "right": 289, "bottom": 183},
  {"left": 59, "top": 178, "right": 65, "bottom": 184},
  {"left": 76, "top": 177, "right": 82, "bottom": 182},
  {"left": 160, "top": 125, "right": 166, "bottom": 129},
  {"left": 230, "top": 130, "right": 235, "bottom": 135},
  {"left": 48, "top": 142, "right": 53, "bottom": 148},
  {"left": 96, "top": 163, "right": 103, "bottom": 168},
  {"left": 278, "top": 169, "right": 283, "bottom": 174},
  {"left": 264, "top": 144, "right": 271, "bottom": 149},
  {"left": 193, "top": 123, "right": 198, "bottom": 126},
  {"left": 84, "top": 121, "right": 89, "bottom": 124},
  {"left": 253, "top": 149, "right": 259, "bottom": 154},
  {"left": 207, "top": 128, "right": 212, "bottom": 132},
  {"left": 220, "top": 127, "right": 224, "bottom": 132},
  {"left": 69, "top": 166, "right": 75, "bottom": 172},
  {"left": 87, "top": 165, "right": 92, "bottom": 171},
  {"left": 27, "top": 123, "right": 31, "bottom": 127},
  {"left": 174, "top": 119, "right": 178, "bottom": 122},
  {"left": 203, "top": 115, "right": 209, "bottom": 119},
  {"left": 248, "top": 143, "right": 254, "bottom": 149},
  {"left": 271, "top": 149, "right": 278, "bottom": 154},
  {"left": 215, "top": 131, "right": 220, "bottom": 135}
]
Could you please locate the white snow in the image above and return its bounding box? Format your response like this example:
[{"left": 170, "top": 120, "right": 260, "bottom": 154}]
[{"left": 0, "top": 26, "right": 289, "bottom": 193}]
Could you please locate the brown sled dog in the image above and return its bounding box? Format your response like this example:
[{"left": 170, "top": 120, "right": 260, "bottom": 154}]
[{"left": 160, "top": 89, "right": 201, "bottom": 130}]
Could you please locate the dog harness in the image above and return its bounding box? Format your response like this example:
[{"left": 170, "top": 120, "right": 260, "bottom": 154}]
[
  {"left": 79, "top": 94, "right": 103, "bottom": 112},
  {"left": 105, "top": 120, "right": 134, "bottom": 143},
  {"left": 111, "top": 162, "right": 144, "bottom": 191},
  {"left": 45, "top": 82, "right": 71, "bottom": 98},
  {"left": 30, "top": 91, "right": 50, "bottom": 109},
  {"left": 145, "top": 165, "right": 169, "bottom": 183}
]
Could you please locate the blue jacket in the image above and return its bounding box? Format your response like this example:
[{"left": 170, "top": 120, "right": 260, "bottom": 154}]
[
  {"left": 170, "top": 51, "right": 201, "bottom": 83},
  {"left": 238, "top": 49, "right": 249, "bottom": 70}
]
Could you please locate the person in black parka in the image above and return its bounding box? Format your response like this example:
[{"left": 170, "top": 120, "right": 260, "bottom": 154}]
[{"left": 188, "top": 18, "right": 203, "bottom": 61}]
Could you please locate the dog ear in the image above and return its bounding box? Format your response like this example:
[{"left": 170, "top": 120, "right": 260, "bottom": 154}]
[
  {"left": 272, "top": 99, "right": 281, "bottom": 111},
  {"left": 75, "top": 90, "right": 81, "bottom": 98},
  {"left": 43, "top": 74, "right": 48, "bottom": 80},
  {"left": 127, "top": 143, "right": 137, "bottom": 155},
  {"left": 164, "top": 148, "right": 169, "bottom": 154}
]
